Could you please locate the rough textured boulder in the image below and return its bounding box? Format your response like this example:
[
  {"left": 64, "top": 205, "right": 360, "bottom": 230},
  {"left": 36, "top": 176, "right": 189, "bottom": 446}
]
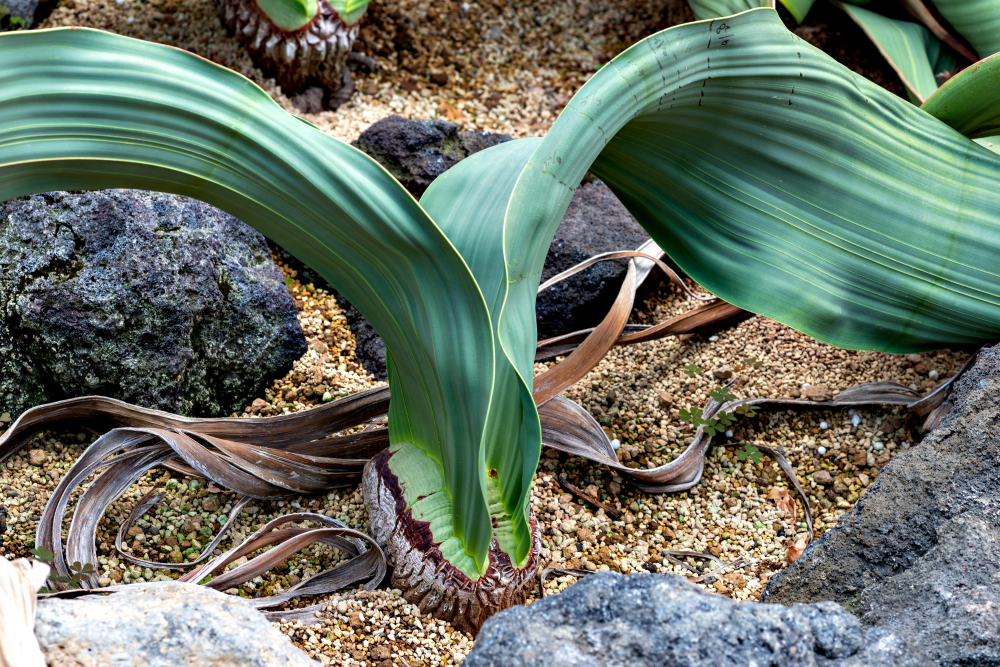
[
  {"left": 535, "top": 180, "right": 650, "bottom": 340},
  {"left": 34, "top": 582, "right": 319, "bottom": 666},
  {"left": 464, "top": 572, "right": 928, "bottom": 667},
  {"left": 0, "top": 190, "right": 306, "bottom": 419},
  {"left": 0, "top": 0, "right": 36, "bottom": 28},
  {"left": 762, "top": 343, "right": 1000, "bottom": 666},
  {"left": 352, "top": 114, "right": 512, "bottom": 198}
]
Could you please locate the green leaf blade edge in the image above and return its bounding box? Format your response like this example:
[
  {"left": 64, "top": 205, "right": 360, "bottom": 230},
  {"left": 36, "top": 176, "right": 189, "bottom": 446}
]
[
  {"left": 498, "top": 6, "right": 1000, "bottom": 424},
  {"left": 0, "top": 26, "right": 497, "bottom": 573}
]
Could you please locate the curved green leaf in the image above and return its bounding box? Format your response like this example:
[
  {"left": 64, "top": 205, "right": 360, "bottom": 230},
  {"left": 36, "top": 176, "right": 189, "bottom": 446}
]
[
  {"left": 922, "top": 52, "right": 1000, "bottom": 138},
  {"left": 932, "top": 0, "right": 1000, "bottom": 60},
  {"left": 687, "top": 0, "right": 772, "bottom": 22},
  {"left": 497, "top": 4, "right": 1000, "bottom": 423},
  {"left": 777, "top": 0, "right": 818, "bottom": 23},
  {"left": 419, "top": 139, "right": 543, "bottom": 567},
  {"left": 837, "top": 1, "right": 954, "bottom": 103},
  {"left": 256, "top": 0, "right": 318, "bottom": 31},
  {"left": 899, "top": 0, "right": 978, "bottom": 63},
  {"left": 0, "top": 27, "right": 497, "bottom": 573},
  {"left": 329, "top": 0, "right": 369, "bottom": 26}
]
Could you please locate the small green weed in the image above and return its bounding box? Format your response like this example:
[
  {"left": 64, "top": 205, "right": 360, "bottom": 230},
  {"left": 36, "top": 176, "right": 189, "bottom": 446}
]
[
  {"left": 29, "top": 546, "right": 96, "bottom": 593},
  {"left": 0, "top": 4, "right": 27, "bottom": 26},
  {"left": 678, "top": 357, "right": 763, "bottom": 438},
  {"left": 736, "top": 443, "right": 763, "bottom": 464}
]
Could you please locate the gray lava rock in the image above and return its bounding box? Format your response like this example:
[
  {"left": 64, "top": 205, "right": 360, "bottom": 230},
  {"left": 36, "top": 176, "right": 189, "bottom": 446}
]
[
  {"left": 465, "top": 572, "right": 928, "bottom": 667},
  {"left": 0, "top": 0, "right": 36, "bottom": 28},
  {"left": 0, "top": 190, "right": 306, "bottom": 419},
  {"left": 34, "top": 582, "right": 319, "bottom": 666},
  {"left": 762, "top": 343, "right": 1000, "bottom": 666},
  {"left": 351, "top": 114, "right": 511, "bottom": 197},
  {"left": 535, "top": 180, "right": 650, "bottom": 340}
]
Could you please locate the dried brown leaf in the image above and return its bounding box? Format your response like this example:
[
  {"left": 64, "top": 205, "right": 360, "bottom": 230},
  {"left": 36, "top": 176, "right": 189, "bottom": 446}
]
[
  {"left": 786, "top": 535, "right": 809, "bottom": 564},
  {"left": 533, "top": 261, "right": 636, "bottom": 406},
  {"left": 767, "top": 487, "right": 796, "bottom": 517}
]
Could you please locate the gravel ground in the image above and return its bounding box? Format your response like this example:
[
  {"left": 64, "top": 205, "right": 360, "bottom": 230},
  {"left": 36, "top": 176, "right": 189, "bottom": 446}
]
[
  {"left": 279, "top": 591, "right": 474, "bottom": 667},
  {"left": 530, "top": 276, "right": 967, "bottom": 601},
  {"left": 0, "top": 262, "right": 969, "bottom": 665},
  {"left": 3, "top": 0, "right": 964, "bottom": 663},
  {"left": 37, "top": 0, "right": 685, "bottom": 143}
]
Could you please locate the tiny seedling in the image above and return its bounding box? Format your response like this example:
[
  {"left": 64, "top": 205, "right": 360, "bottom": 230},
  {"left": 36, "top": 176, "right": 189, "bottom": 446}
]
[
  {"left": 0, "top": 4, "right": 26, "bottom": 26},
  {"left": 736, "top": 443, "right": 763, "bottom": 464},
  {"left": 678, "top": 357, "right": 763, "bottom": 437},
  {"left": 683, "top": 364, "right": 705, "bottom": 377},
  {"left": 30, "top": 546, "right": 95, "bottom": 593}
]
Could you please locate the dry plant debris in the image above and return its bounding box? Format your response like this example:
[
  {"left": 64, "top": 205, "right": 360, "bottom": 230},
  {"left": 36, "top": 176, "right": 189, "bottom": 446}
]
[
  {"left": 0, "top": 255, "right": 970, "bottom": 661},
  {"left": 0, "top": 260, "right": 968, "bottom": 665}
]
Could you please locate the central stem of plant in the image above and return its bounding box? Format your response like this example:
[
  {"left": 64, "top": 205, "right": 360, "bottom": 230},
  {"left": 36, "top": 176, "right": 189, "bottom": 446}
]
[{"left": 362, "top": 446, "right": 540, "bottom": 634}]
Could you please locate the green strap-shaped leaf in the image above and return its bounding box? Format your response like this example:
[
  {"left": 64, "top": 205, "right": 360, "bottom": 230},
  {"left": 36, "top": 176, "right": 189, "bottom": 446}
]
[
  {"left": 922, "top": 52, "right": 1000, "bottom": 138},
  {"left": 779, "top": 0, "right": 878, "bottom": 26},
  {"left": 777, "top": 0, "right": 818, "bottom": 23},
  {"left": 687, "top": 0, "right": 772, "bottom": 22},
  {"left": 932, "top": 0, "right": 1000, "bottom": 60},
  {"left": 328, "top": 0, "right": 369, "bottom": 25},
  {"left": 256, "top": 0, "right": 318, "bottom": 31},
  {"left": 419, "top": 139, "right": 543, "bottom": 567},
  {"left": 497, "top": 5, "right": 1000, "bottom": 430},
  {"left": 0, "top": 27, "right": 497, "bottom": 571},
  {"left": 837, "top": 1, "right": 952, "bottom": 103}
]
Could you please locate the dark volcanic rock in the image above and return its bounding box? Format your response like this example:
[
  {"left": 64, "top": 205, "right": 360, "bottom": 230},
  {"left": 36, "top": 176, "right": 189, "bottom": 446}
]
[
  {"left": 464, "top": 572, "right": 929, "bottom": 667},
  {"left": 0, "top": 0, "right": 36, "bottom": 28},
  {"left": 351, "top": 114, "right": 511, "bottom": 198},
  {"left": 338, "top": 300, "right": 387, "bottom": 381},
  {"left": 279, "top": 179, "right": 652, "bottom": 379},
  {"left": 321, "top": 118, "right": 652, "bottom": 376},
  {"left": 0, "top": 190, "right": 306, "bottom": 419},
  {"left": 536, "top": 180, "right": 650, "bottom": 340},
  {"left": 288, "top": 115, "right": 512, "bottom": 379},
  {"left": 762, "top": 343, "right": 1000, "bottom": 666}
]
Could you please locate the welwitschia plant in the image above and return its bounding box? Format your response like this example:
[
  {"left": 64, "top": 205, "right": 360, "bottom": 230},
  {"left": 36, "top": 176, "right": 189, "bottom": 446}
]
[{"left": 3, "top": 7, "right": 1000, "bottom": 630}]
